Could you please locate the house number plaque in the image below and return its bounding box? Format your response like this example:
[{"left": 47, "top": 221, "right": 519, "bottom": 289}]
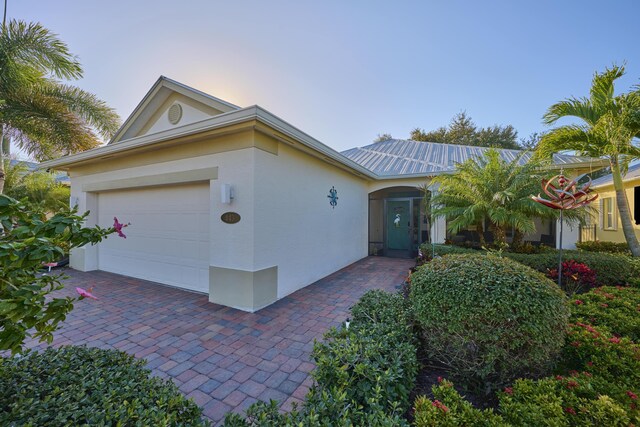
[{"left": 221, "top": 212, "right": 241, "bottom": 224}]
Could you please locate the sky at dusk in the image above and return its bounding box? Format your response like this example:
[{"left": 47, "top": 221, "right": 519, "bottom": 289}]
[{"left": 8, "top": 0, "right": 640, "bottom": 154}]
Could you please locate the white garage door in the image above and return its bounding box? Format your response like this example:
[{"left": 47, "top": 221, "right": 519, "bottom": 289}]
[{"left": 97, "top": 183, "right": 210, "bottom": 293}]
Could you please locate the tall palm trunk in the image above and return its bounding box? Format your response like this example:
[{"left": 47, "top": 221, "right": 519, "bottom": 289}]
[
  {"left": 476, "top": 221, "right": 486, "bottom": 246},
  {"left": 0, "top": 128, "right": 5, "bottom": 194},
  {"left": 512, "top": 229, "right": 524, "bottom": 249},
  {"left": 611, "top": 160, "right": 640, "bottom": 257}
]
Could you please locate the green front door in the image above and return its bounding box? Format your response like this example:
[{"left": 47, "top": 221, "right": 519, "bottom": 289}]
[{"left": 386, "top": 200, "right": 411, "bottom": 251}]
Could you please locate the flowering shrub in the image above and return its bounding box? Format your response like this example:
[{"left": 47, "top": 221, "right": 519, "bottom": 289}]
[
  {"left": 571, "top": 286, "right": 640, "bottom": 341},
  {"left": 548, "top": 260, "right": 597, "bottom": 295},
  {"left": 0, "top": 195, "right": 125, "bottom": 354},
  {"left": 410, "top": 255, "right": 569, "bottom": 395}
]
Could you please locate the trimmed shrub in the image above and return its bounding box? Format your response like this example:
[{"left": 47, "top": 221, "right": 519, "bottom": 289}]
[
  {"left": 499, "top": 375, "right": 633, "bottom": 426},
  {"left": 0, "top": 346, "right": 207, "bottom": 426},
  {"left": 419, "top": 243, "right": 477, "bottom": 258},
  {"left": 576, "top": 240, "right": 631, "bottom": 255},
  {"left": 224, "top": 290, "right": 417, "bottom": 426},
  {"left": 410, "top": 254, "right": 569, "bottom": 394},
  {"left": 503, "top": 251, "right": 640, "bottom": 287},
  {"left": 308, "top": 290, "right": 417, "bottom": 418},
  {"left": 571, "top": 286, "right": 640, "bottom": 341}
]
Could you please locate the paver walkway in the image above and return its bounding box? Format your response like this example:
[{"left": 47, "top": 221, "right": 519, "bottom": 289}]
[{"left": 25, "top": 256, "right": 413, "bottom": 424}]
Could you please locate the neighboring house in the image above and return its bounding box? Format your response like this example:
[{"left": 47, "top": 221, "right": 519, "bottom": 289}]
[
  {"left": 585, "top": 163, "right": 640, "bottom": 244},
  {"left": 9, "top": 159, "right": 70, "bottom": 185},
  {"left": 41, "top": 76, "right": 606, "bottom": 312}
]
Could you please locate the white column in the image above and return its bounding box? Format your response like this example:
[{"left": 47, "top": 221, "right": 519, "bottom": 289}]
[
  {"left": 556, "top": 218, "right": 579, "bottom": 250},
  {"left": 69, "top": 191, "right": 99, "bottom": 271}
]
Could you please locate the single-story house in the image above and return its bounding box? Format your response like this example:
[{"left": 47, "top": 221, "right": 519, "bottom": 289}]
[
  {"left": 582, "top": 163, "right": 640, "bottom": 243},
  {"left": 41, "top": 76, "right": 607, "bottom": 312}
]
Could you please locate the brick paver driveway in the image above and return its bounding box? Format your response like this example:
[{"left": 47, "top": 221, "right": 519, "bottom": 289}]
[{"left": 27, "top": 256, "right": 413, "bottom": 424}]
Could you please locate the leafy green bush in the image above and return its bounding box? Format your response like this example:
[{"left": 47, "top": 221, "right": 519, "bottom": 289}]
[
  {"left": 223, "top": 396, "right": 408, "bottom": 427},
  {"left": 410, "top": 254, "right": 569, "bottom": 394},
  {"left": 225, "top": 290, "right": 417, "bottom": 426},
  {"left": 503, "top": 250, "right": 640, "bottom": 287},
  {"left": 413, "top": 380, "right": 506, "bottom": 426},
  {"left": 419, "top": 243, "right": 477, "bottom": 258},
  {"left": 0, "top": 195, "right": 122, "bottom": 353},
  {"left": 309, "top": 291, "right": 417, "bottom": 419},
  {"left": 0, "top": 346, "right": 207, "bottom": 426},
  {"left": 414, "top": 375, "right": 637, "bottom": 427},
  {"left": 571, "top": 286, "right": 640, "bottom": 341},
  {"left": 576, "top": 240, "right": 631, "bottom": 255}
]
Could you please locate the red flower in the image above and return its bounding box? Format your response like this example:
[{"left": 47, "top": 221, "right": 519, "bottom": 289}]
[
  {"left": 437, "top": 376, "right": 443, "bottom": 384},
  {"left": 432, "top": 400, "right": 449, "bottom": 412},
  {"left": 504, "top": 387, "right": 513, "bottom": 395},
  {"left": 565, "top": 407, "right": 576, "bottom": 415},
  {"left": 600, "top": 303, "right": 609, "bottom": 308},
  {"left": 574, "top": 300, "right": 584, "bottom": 305},
  {"left": 569, "top": 370, "right": 579, "bottom": 377},
  {"left": 571, "top": 341, "right": 581, "bottom": 347},
  {"left": 627, "top": 391, "right": 638, "bottom": 400},
  {"left": 586, "top": 361, "right": 594, "bottom": 367},
  {"left": 609, "top": 336, "right": 621, "bottom": 344},
  {"left": 555, "top": 375, "right": 564, "bottom": 381},
  {"left": 566, "top": 380, "right": 579, "bottom": 389},
  {"left": 582, "top": 371, "right": 592, "bottom": 377}
]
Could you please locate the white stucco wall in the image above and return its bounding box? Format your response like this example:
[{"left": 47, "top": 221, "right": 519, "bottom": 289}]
[{"left": 253, "top": 141, "right": 369, "bottom": 298}]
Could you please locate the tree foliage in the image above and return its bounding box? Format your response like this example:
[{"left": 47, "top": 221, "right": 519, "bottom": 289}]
[
  {"left": 410, "top": 112, "right": 522, "bottom": 149},
  {"left": 536, "top": 64, "right": 640, "bottom": 256},
  {"left": 2, "top": 159, "right": 69, "bottom": 212},
  {"left": 430, "top": 149, "right": 582, "bottom": 246},
  {"left": 0, "top": 20, "right": 120, "bottom": 193}
]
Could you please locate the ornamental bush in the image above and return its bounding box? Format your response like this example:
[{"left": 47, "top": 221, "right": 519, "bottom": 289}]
[
  {"left": 0, "top": 346, "right": 207, "bottom": 426},
  {"left": 571, "top": 286, "right": 640, "bottom": 341},
  {"left": 548, "top": 260, "right": 597, "bottom": 295},
  {"left": 503, "top": 251, "right": 640, "bottom": 287},
  {"left": 576, "top": 240, "right": 631, "bottom": 255},
  {"left": 410, "top": 254, "right": 569, "bottom": 395}
]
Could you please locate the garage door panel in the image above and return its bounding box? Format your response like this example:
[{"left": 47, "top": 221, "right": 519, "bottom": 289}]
[{"left": 97, "top": 184, "right": 210, "bottom": 293}]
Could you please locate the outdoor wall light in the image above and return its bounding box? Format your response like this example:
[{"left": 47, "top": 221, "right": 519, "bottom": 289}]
[{"left": 221, "top": 184, "right": 235, "bottom": 204}]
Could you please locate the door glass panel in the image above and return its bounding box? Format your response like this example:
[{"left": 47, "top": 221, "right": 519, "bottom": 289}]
[{"left": 386, "top": 200, "right": 410, "bottom": 251}]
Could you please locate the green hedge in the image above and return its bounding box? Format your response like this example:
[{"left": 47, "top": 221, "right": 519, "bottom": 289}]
[
  {"left": 224, "top": 290, "right": 417, "bottom": 426},
  {"left": 576, "top": 240, "right": 631, "bottom": 255},
  {"left": 410, "top": 254, "right": 569, "bottom": 395},
  {"left": 0, "top": 346, "right": 207, "bottom": 426},
  {"left": 502, "top": 251, "right": 640, "bottom": 287},
  {"left": 571, "top": 286, "right": 640, "bottom": 341}
]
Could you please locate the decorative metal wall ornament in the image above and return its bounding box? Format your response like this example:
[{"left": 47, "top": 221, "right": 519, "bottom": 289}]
[
  {"left": 327, "top": 186, "right": 338, "bottom": 208},
  {"left": 531, "top": 173, "right": 598, "bottom": 287}
]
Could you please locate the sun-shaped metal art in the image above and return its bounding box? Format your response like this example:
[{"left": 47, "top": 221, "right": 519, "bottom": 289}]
[
  {"left": 531, "top": 174, "right": 598, "bottom": 210},
  {"left": 531, "top": 173, "right": 598, "bottom": 289}
]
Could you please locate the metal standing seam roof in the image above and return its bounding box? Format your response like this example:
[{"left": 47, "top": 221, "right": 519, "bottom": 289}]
[
  {"left": 340, "top": 139, "right": 605, "bottom": 177},
  {"left": 591, "top": 162, "right": 640, "bottom": 188}
]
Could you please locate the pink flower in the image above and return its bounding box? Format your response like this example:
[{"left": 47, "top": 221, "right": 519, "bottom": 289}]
[
  {"left": 565, "top": 407, "right": 576, "bottom": 415},
  {"left": 609, "top": 336, "right": 621, "bottom": 344},
  {"left": 76, "top": 287, "right": 98, "bottom": 300},
  {"left": 627, "top": 391, "right": 638, "bottom": 400},
  {"left": 504, "top": 387, "right": 513, "bottom": 395},
  {"left": 566, "top": 380, "right": 579, "bottom": 389},
  {"left": 113, "top": 217, "right": 129, "bottom": 238}
]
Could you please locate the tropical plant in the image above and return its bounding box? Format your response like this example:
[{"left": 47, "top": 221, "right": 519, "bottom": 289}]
[
  {"left": 0, "top": 195, "right": 123, "bottom": 354},
  {"left": 430, "top": 148, "right": 573, "bottom": 247},
  {"left": 0, "top": 19, "right": 120, "bottom": 193},
  {"left": 536, "top": 64, "right": 640, "bottom": 257},
  {"left": 3, "top": 159, "right": 69, "bottom": 212}
]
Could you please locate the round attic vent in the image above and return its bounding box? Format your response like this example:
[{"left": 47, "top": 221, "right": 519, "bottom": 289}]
[{"left": 167, "top": 103, "right": 183, "bottom": 125}]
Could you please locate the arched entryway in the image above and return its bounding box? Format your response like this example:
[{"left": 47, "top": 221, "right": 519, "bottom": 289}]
[{"left": 368, "top": 186, "right": 432, "bottom": 258}]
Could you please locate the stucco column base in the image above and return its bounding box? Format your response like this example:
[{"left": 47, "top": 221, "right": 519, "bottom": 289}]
[{"left": 209, "top": 266, "right": 278, "bottom": 312}]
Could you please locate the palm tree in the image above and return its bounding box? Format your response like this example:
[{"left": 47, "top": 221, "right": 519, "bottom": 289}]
[
  {"left": 430, "top": 149, "right": 572, "bottom": 247},
  {"left": 0, "top": 19, "right": 120, "bottom": 193},
  {"left": 537, "top": 65, "right": 640, "bottom": 257}
]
